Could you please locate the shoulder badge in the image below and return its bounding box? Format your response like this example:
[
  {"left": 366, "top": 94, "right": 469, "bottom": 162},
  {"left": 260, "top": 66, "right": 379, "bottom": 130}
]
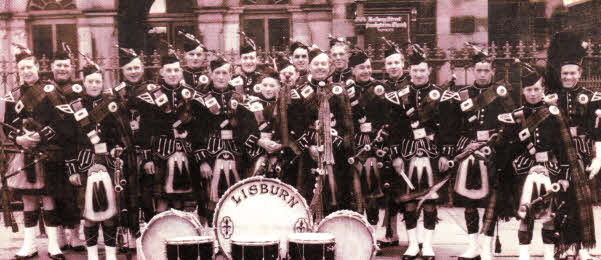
[
  {"left": 429, "top": 89, "right": 441, "bottom": 100},
  {"left": 137, "top": 93, "right": 155, "bottom": 105},
  {"left": 301, "top": 85, "right": 314, "bottom": 99},
  {"left": 108, "top": 102, "right": 118, "bottom": 113},
  {"left": 230, "top": 76, "right": 244, "bottom": 87},
  {"left": 498, "top": 113, "right": 515, "bottom": 124},
  {"left": 199, "top": 75, "right": 209, "bottom": 85},
  {"left": 374, "top": 85, "right": 385, "bottom": 96},
  {"left": 249, "top": 101, "right": 264, "bottom": 112},
  {"left": 181, "top": 88, "right": 192, "bottom": 99},
  {"left": 591, "top": 91, "right": 601, "bottom": 102},
  {"left": 398, "top": 87, "right": 410, "bottom": 97},
  {"left": 385, "top": 91, "right": 400, "bottom": 105},
  {"left": 115, "top": 82, "right": 126, "bottom": 92},
  {"left": 14, "top": 100, "right": 24, "bottom": 114},
  {"left": 44, "top": 84, "right": 55, "bottom": 93},
  {"left": 230, "top": 99, "right": 238, "bottom": 110},
  {"left": 347, "top": 86, "right": 356, "bottom": 98},
  {"left": 440, "top": 90, "right": 460, "bottom": 102},
  {"left": 332, "top": 85, "right": 343, "bottom": 95},
  {"left": 72, "top": 84, "right": 83, "bottom": 93},
  {"left": 1, "top": 91, "right": 17, "bottom": 103},
  {"left": 253, "top": 84, "right": 263, "bottom": 93},
  {"left": 345, "top": 79, "right": 355, "bottom": 87},
  {"left": 496, "top": 85, "right": 508, "bottom": 97},
  {"left": 544, "top": 93, "right": 558, "bottom": 105},
  {"left": 146, "top": 84, "right": 158, "bottom": 91},
  {"left": 56, "top": 104, "right": 74, "bottom": 114},
  {"left": 290, "top": 89, "right": 301, "bottom": 100},
  {"left": 578, "top": 93, "right": 589, "bottom": 104}
]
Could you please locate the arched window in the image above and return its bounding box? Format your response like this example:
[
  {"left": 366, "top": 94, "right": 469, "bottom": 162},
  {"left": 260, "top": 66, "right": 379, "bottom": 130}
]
[
  {"left": 28, "top": 0, "right": 78, "bottom": 60},
  {"left": 28, "top": 0, "right": 76, "bottom": 11}
]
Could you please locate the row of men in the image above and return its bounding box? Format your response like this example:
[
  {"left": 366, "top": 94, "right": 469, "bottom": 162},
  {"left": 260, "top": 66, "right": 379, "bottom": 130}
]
[{"left": 2, "top": 31, "right": 601, "bottom": 260}]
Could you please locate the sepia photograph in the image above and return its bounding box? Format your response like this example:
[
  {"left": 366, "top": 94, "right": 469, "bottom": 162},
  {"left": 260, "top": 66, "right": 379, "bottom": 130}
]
[{"left": 1, "top": 0, "right": 601, "bottom": 259}]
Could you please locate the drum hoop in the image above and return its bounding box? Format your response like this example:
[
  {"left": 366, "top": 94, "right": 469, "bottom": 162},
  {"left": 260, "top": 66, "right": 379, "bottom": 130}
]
[
  {"left": 231, "top": 240, "right": 280, "bottom": 246},
  {"left": 140, "top": 209, "right": 203, "bottom": 260},
  {"left": 288, "top": 233, "right": 335, "bottom": 244},
  {"left": 165, "top": 235, "right": 214, "bottom": 244},
  {"left": 316, "top": 210, "right": 377, "bottom": 258},
  {"left": 213, "top": 176, "right": 313, "bottom": 259}
]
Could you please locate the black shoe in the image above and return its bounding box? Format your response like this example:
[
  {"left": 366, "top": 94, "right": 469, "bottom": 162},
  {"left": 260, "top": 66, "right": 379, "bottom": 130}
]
[
  {"left": 13, "top": 252, "right": 38, "bottom": 260},
  {"left": 402, "top": 255, "right": 416, "bottom": 260},
  {"left": 60, "top": 245, "right": 71, "bottom": 251},
  {"left": 48, "top": 252, "right": 66, "bottom": 260},
  {"left": 458, "top": 256, "right": 481, "bottom": 260},
  {"left": 71, "top": 245, "right": 86, "bottom": 252},
  {"left": 422, "top": 256, "right": 435, "bottom": 260}
]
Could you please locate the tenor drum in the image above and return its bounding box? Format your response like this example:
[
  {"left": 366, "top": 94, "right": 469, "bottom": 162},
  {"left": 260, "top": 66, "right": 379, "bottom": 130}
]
[
  {"left": 287, "top": 233, "right": 336, "bottom": 260},
  {"left": 317, "top": 210, "right": 377, "bottom": 260},
  {"left": 139, "top": 209, "right": 203, "bottom": 260},
  {"left": 165, "top": 236, "right": 214, "bottom": 260},
  {"left": 213, "top": 176, "right": 312, "bottom": 259},
  {"left": 231, "top": 236, "right": 279, "bottom": 260}
]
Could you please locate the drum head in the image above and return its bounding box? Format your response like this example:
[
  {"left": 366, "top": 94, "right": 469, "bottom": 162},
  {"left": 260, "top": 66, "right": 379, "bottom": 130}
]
[
  {"left": 214, "top": 177, "right": 312, "bottom": 259},
  {"left": 141, "top": 209, "right": 203, "bottom": 260},
  {"left": 317, "top": 210, "right": 376, "bottom": 260}
]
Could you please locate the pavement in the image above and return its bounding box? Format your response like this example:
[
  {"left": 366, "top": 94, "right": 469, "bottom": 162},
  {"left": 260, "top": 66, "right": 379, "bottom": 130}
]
[{"left": 2, "top": 207, "right": 601, "bottom": 260}]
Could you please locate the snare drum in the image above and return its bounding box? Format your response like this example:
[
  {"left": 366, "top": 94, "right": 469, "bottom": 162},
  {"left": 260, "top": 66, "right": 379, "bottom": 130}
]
[
  {"left": 214, "top": 176, "right": 312, "bottom": 259},
  {"left": 231, "top": 236, "right": 279, "bottom": 260},
  {"left": 139, "top": 209, "right": 203, "bottom": 260},
  {"left": 288, "top": 233, "right": 335, "bottom": 260},
  {"left": 317, "top": 210, "right": 377, "bottom": 260},
  {"left": 165, "top": 236, "right": 213, "bottom": 260}
]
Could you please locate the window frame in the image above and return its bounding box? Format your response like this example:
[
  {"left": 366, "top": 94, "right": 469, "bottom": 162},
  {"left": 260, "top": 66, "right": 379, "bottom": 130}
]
[{"left": 241, "top": 14, "right": 291, "bottom": 53}]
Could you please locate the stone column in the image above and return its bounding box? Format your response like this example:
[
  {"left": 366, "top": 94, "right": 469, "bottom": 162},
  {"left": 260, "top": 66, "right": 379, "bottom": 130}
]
[
  {"left": 223, "top": 8, "right": 242, "bottom": 56},
  {"left": 197, "top": 11, "right": 225, "bottom": 52},
  {"left": 330, "top": 0, "right": 353, "bottom": 37},
  {"left": 289, "top": 8, "right": 311, "bottom": 44},
  {"left": 307, "top": 10, "right": 332, "bottom": 50}
]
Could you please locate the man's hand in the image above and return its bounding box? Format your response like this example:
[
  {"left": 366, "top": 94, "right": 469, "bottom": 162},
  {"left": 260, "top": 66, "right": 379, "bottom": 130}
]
[
  {"left": 309, "top": 145, "right": 320, "bottom": 162},
  {"left": 16, "top": 133, "right": 40, "bottom": 149},
  {"left": 586, "top": 157, "right": 601, "bottom": 180},
  {"left": 438, "top": 156, "right": 450, "bottom": 172},
  {"left": 69, "top": 174, "right": 82, "bottom": 186},
  {"left": 258, "top": 138, "right": 282, "bottom": 154},
  {"left": 392, "top": 157, "right": 405, "bottom": 175},
  {"left": 200, "top": 162, "right": 212, "bottom": 179},
  {"left": 143, "top": 161, "right": 155, "bottom": 175}
]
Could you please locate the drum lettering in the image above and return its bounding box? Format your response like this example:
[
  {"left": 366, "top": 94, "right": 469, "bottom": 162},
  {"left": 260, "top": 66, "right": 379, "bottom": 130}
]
[
  {"left": 261, "top": 183, "right": 269, "bottom": 194},
  {"left": 231, "top": 195, "right": 242, "bottom": 205},
  {"left": 241, "top": 188, "right": 248, "bottom": 199},
  {"left": 288, "top": 196, "right": 299, "bottom": 208},
  {"left": 279, "top": 189, "right": 290, "bottom": 201},
  {"left": 270, "top": 185, "right": 280, "bottom": 195},
  {"left": 249, "top": 184, "right": 258, "bottom": 195}
]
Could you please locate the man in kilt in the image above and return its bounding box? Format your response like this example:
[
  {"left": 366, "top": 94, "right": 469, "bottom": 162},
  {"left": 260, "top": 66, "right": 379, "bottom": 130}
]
[
  {"left": 544, "top": 31, "right": 598, "bottom": 259},
  {"left": 3, "top": 46, "right": 70, "bottom": 259}
]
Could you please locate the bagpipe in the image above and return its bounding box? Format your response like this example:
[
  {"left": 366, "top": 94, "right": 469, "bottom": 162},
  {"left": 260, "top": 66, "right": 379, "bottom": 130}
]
[
  {"left": 395, "top": 131, "right": 502, "bottom": 209},
  {"left": 516, "top": 165, "right": 564, "bottom": 220},
  {"left": 0, "top": 137, "right": 19, "bottom": 233}
]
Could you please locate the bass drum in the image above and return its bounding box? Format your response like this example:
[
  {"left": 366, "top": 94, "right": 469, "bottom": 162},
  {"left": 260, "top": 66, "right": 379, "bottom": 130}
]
[
  {"left": 138, "top": 209, "right": 204, "bottom": 260},
  {"left": 317, "top": 210, "right": 377, "bottom": 260},
  {"left": 213, "top": 176, "right": 312, "bottom": 259}
]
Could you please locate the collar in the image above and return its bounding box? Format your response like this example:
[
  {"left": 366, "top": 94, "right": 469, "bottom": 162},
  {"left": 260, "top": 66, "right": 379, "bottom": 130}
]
[
  {"left": 473, "top": 82, "right": 493, "bottom": 89},
  {"left": 411, "top": 82, "right": 430, "bottom": 91},
  {"left": 209, "top": 83, "right": 233, "bottom": 94},
  {"left": 524, "top": 101, "right": 545, "bottom": 109},
  {"left": 562, "top": 83, "right": 582, "bottom": 93}
]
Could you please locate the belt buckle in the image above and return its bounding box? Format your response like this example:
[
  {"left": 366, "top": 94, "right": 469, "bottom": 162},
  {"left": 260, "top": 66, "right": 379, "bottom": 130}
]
[
  {"left": 413, "top": 128, "right": 426, "bottom": 140},
  {"left": 221, "top": 130, "right": 233, "bottom": 140},
  {"left": 476, "top": 130, "right": 490, "bottom": 142},
  {"left": 535, "top": 151, "right": 549, "bottom": 162}
]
